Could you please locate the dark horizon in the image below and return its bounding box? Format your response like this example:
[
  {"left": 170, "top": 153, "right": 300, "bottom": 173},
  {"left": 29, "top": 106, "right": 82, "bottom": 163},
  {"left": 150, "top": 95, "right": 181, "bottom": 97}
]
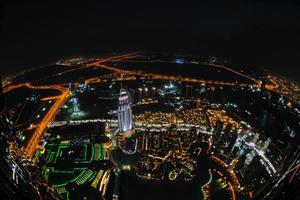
[
  {"left": 0, "top": 3, "right": 300, "bottom": 198},
  {"left": 1, "top": 0, "right": 300, "bottom": 82}
]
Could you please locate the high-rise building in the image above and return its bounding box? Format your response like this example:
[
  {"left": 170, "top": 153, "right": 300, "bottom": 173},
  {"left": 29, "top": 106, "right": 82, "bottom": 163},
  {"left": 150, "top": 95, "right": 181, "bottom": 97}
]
[
  {"left": 245, "top": 151, "right": 256, "bottom": 165},
  {"left": 72, "top": 97, "right": 80, "bottom": 113},
  {"left": 117, "top": 89, "right": 133, "bottom": 133},
  {"left": 253, "top": 134, "right": 259, "bottom": 144},
  {"left": 262, "top": 138, "right": 271, "bottom": 151}
]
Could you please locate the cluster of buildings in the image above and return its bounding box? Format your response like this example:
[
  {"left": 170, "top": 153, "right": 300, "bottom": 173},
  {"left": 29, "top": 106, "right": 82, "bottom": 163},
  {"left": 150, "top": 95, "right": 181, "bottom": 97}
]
[
  {"left": 0, "top": 78, "right": 60, "bottom": 200},
  {"left": 135, "top": 126, "right": 202, "bottom": 181},
  {"left": 1, "top": 59, "right": 299, "bottom": 200},
  {"left": 110, "top": 85, "right": 298, "bottom": 199},
  {"left": 134, "top": 108, "right": 207, "bottom": 126}
]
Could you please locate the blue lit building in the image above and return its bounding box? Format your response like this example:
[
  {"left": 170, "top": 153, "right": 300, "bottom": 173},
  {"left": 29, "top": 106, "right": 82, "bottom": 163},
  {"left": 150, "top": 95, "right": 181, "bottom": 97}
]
[
  {"left": 72, "top": 97, "right": 80, "bottom": 113},
  {"left": 117, "top": 89, "right": 133, "bottom": 133}
]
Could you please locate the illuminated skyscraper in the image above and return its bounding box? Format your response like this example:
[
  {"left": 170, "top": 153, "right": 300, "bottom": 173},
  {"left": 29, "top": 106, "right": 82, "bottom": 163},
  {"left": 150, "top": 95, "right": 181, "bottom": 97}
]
[
  {"left": 117, "top": 89, "right": 133, "bottom": 133},
  {"left": 262, "top": 138, "right": 271, "bottom": 151},
  {"left": 72, "top": 97, "right": 80, "bottom": 113}
]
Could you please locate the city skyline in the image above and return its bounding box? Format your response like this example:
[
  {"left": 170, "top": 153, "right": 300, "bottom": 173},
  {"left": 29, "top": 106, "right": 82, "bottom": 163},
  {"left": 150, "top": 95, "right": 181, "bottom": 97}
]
[
  {"left": 0, "top": 1, "right": 300, "bottom": 82},
  {"left": 0, "top": 1, "right": 299, "bottom": 200}
]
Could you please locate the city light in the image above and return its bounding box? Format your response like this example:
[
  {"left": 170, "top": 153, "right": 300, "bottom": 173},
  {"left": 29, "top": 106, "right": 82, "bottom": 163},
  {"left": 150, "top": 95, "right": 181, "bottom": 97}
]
[{"left": 1, "top": 52, "right": 299, "bottom": 200}]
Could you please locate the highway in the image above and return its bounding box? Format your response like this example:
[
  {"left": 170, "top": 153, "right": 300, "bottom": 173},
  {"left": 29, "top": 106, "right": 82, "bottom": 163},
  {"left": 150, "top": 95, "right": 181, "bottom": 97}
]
[
  {"left": 91, "top": 63, "right": 256, "bottom": 87},
  {"left": 25, "top": 87, "right": 71, "bottom": 157},
  {"left": 2, "top": 52, "right": 291, "bottom": 160},
  {"left": 2, "top": 53, "right": 140, "bottom": 158},
  {"left": 3, "top": 82, "right": 71, "bottom": 157}
]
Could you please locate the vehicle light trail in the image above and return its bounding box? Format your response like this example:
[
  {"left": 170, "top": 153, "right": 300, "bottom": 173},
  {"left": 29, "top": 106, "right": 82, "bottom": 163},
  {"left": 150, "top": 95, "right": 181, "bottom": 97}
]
[
  {"left": 25, "top": 87, "right": 71, "bottom": 157},
  {"left": 245, "top": 142, "right": 276, "bottom": 174},
  {"left": 4, "top": 82, "right": 71, "bottom": 158},
  {"left": 2, "top": 53, "right": 142, "bottom": 158},
  {"left": 92, "top": 63, "right": 254, "bottom": 87}
]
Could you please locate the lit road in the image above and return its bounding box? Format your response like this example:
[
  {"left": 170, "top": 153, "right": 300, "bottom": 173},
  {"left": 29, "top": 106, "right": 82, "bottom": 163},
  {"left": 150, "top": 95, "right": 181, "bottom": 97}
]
[
  {"left": 108, "top": 59, "right": 262, "bottom": 86},
  {"left": 25, "top": 86, "right": 71, "bottom": 157},
  {"left": 205, "top": 62, "right": 261, "bottom": 86},
  {"left": 91, "top": 63, "right": 257, "bottom": 87},
  {"left": 31, "top": 52, "right": 140, "bottom": 84},
  {"left": 2, "top": 53, "right": 141, "bottom": 158},
  {"left": 4, "top": 82, "right": 71, "bottom": 157},
  {"left": 2, "top": 52, "right": 293, "bottom": 162},
  {"left": 211, "top": 155, "right": 241, "bottom": 190}
]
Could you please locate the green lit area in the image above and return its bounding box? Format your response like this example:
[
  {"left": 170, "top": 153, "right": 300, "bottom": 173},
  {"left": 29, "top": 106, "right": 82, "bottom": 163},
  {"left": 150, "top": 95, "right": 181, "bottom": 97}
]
[{"left": 40, "top": 137, "right": 104, "bottom": 200}]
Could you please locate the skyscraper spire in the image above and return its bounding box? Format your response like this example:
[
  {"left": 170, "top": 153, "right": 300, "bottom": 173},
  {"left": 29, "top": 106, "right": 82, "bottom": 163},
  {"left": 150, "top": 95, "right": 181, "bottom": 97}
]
[{"left": 117, "top": 89, "right": 133, "bottom": 133}]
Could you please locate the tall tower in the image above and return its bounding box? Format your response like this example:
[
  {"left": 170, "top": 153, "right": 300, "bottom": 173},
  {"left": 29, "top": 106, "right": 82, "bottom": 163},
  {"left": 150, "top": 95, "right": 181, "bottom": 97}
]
[
  {"left": 117, "top": 89, "right": 133, "bottom": 133},
  {"left": 72, "top": 97, "right": 80, "bottom": 113}
]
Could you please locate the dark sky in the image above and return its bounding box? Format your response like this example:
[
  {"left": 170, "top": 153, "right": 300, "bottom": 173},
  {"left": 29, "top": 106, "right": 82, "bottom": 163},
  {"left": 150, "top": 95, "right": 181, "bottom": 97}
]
[{"left": 0, "top": 0, "right": 300, "bottom": 82}]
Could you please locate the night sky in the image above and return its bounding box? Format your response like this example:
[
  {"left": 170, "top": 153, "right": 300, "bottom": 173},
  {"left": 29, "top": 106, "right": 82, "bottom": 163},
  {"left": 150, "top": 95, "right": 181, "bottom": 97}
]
[{"left": 0, "top": 0, "right": 300, "bottom": 82}]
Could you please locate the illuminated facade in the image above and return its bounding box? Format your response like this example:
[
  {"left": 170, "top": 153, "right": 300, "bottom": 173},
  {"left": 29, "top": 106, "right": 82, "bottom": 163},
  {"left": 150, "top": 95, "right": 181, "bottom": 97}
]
[
  {"left": 72, "top": 97, "right": 80, "bottom": 113},
  {"left": 117, "top": 89, "right": 133, "bottom": 133}
]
